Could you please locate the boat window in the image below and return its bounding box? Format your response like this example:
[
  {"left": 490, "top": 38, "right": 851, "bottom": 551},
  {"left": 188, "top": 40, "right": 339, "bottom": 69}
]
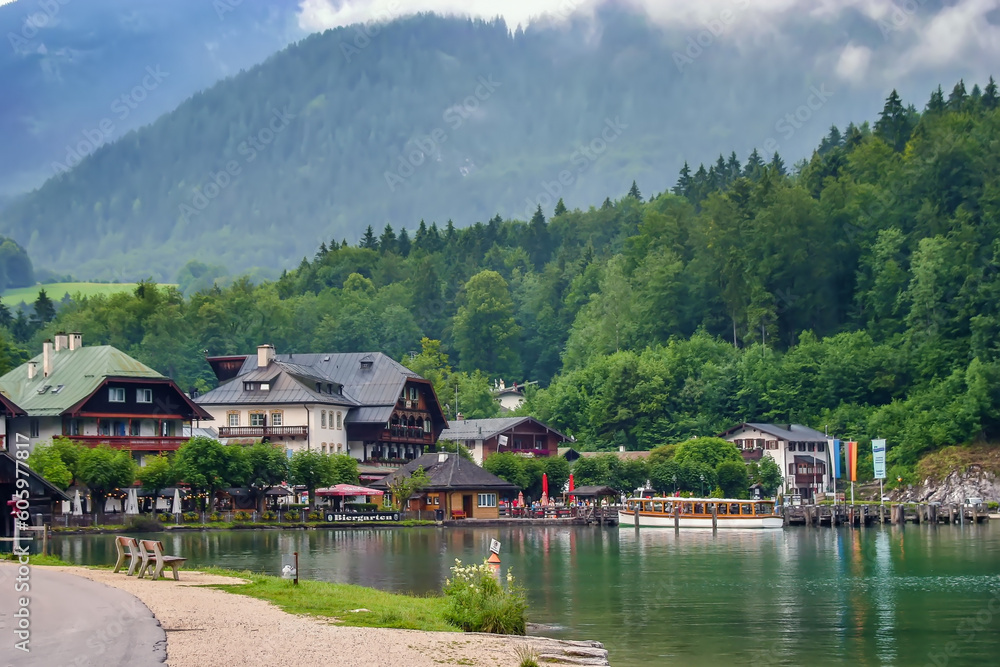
[
  {"left": 653, "top": 502, "right": 663, "bottom": 512},
  {"left": 729, "top": 504, "right": 740, "bottom": 515},
  {"left": 718, "top": 504, "right": 727, "bottom": 514},
  {"left": 706, "top": 503, "right": 715, "bottom": 514},
  {"left": 741, "top": 504, "right": 752, "bottom": 515},
  {"left": 694, "top": 503, "right": 704, "bottom": 514},
  {"left": 683, "top": 503, "right": 693, "bottom": 514}
]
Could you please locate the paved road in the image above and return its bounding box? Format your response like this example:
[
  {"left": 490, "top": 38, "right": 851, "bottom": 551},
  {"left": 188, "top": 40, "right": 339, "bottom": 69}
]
[{"left": 0, "top": 561, "right": 166, "bottom": 667}]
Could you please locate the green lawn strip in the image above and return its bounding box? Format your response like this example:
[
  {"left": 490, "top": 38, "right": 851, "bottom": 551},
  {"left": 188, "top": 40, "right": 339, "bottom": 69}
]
[
  {"left": 51, "top": 519, "right": 438, "bottom": 533},
  {"left": 203, "top": 568, "right": 457, "bottom": 631}
]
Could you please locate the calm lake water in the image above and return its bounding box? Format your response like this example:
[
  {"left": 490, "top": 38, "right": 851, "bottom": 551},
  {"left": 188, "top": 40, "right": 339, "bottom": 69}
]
[{"left": 52, "top": 524, "right": 1000, "bottom": 666}]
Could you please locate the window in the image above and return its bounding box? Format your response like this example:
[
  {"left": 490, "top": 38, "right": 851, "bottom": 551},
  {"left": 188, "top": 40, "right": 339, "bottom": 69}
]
[
  {"left": 30, "top": 419, "right": 39, "bottom": 438},
  {"left": 130, "top": 420, "right": 141, "bottom": 436},
  {"left": 433, "top": 496, "right": 440, "bottom": 505},
  {"left": 260, "top": 382, "right": 270, "bottom": 391},
  {"left": 336, "top": 412, "right": 342, "bottom": 429},
  {"left": 109, "top": 387, "right": 125, "bottom": 402},
  {"left": 322, "top": 443, "right": 327, "bottom": 453},
  {"left": 136, "top": 388, "right": 152, "bottom": 403},
  {"left": 817, "top": 442, "right": 825, "bottom": 452},
  {"left": 99, "top": 421, "right": 111, "bottom": 436},
  {"left": 67, "top": 419, "right": 80, "bottom": 436},
  {"left": 228, "top": 412, "right": 240, "bottom": 427},
  {"left": 424, "top": 420, "right": 432, "bottom": 433},
  {"left": 249, "top": 412, "right": 266, "bottom": 427},
  {"left": 808, "top": 443, "right": 816, "bottom": 452},
  {"left": 478, "top": 493, "right": 497, "bottom": 508},
  {"left": 270, "top": 411, "right": 283, "bottom": 427},
  {"left": 321, "top": 411, "right": 327, "bottom": 428},
  {"left": 409, "top": 387, "right": 418, "bottom": 401},
  {"left": 162, "top": 421, "right": 175, "bottom": 436},
  {"left": 52, "top": 384, "right": 64, "bottom": 394}
]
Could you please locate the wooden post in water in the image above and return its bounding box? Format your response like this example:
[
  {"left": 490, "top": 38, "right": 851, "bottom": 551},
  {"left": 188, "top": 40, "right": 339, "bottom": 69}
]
[
  {"left": 674, "top": 504, "right": 680, "bottom": 532},
  {"left": 972, "top": 503, "right": 979, "bottom": 524},
  {"left": 634, "top": 504, "right": 640, "bottom": 529},
  {"left": 712, "top": 502, "right": 718, "bottom": 530},
  {"left": 928, "top": 503, "right": 937, "bottom": 525},
  {"left": 879, "top": 503, "right": 885, "bottom": 525}
]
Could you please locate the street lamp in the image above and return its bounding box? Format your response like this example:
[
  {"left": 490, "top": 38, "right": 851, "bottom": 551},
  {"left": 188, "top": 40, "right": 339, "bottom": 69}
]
[{"left": 699, "top": 473, "right": 705, "bottom": 497}]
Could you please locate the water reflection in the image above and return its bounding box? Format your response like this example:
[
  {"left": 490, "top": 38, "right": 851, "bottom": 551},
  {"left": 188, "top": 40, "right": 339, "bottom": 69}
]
[{"left": 51, "top": 524, "right": 1000, "bottom": 667}]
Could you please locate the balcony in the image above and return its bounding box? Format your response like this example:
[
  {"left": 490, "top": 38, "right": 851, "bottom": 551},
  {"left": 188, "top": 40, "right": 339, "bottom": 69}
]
[
  {"left": 498, "top": 448, "right": 552, "bottom": 458},
  {"left": 383, "top": 427, "right": 432, "bottom": 443},
  {"left": 73, "top": 436, "right": 189, "bottom": 451},
  {"left": 218, "top": 426, "right": 309, "bottom": 438}
]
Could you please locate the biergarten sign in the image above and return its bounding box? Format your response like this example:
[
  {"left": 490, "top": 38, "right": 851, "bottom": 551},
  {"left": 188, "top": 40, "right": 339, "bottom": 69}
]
[{"left": 325, "top": 511, "right": 401, "bottom": 523}]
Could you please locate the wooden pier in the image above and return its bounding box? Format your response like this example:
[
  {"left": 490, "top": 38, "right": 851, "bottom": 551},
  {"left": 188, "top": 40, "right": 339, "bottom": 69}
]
[{"left": 782, "top": 503, "right": 990, "bottom": 527}]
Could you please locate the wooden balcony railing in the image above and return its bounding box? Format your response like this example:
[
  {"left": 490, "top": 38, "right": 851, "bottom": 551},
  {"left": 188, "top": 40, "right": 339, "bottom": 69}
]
[
  {"left": 218, "top": 426, "right": 309, "bottom": 438},
  {"left": 383, "top": 427, "right": 432, "bottom": 443},
  {"left": 73, "top": 436, "right": 189, "bottom": 451}
]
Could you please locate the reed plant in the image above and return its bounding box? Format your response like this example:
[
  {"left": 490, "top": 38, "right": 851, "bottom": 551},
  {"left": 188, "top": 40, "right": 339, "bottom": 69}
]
[{"left": 442, "top": 559, "right": 527, "bottom": 635}]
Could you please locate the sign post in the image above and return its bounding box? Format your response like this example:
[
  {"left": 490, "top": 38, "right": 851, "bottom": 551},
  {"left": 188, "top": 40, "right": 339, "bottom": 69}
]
[
  {"left": 487, "top": 539, "right": 502, "bottom": 579},
  {"left": 872, "top": 439, "right": 887, "bottom": 505}
]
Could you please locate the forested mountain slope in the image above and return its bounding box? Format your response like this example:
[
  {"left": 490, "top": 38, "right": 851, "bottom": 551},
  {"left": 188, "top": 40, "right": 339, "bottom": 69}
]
[
  {"left": 0, "top": 7, "right": 982, "bottom": 281},
  {"left": 6, "top": 80, "right": 1000, "bottom": 484}
]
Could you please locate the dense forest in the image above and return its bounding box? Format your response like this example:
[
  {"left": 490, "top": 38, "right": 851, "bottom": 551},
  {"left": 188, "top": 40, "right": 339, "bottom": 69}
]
[
  {"left": 3, "top": 80, "right": 1000, "bottom": 486},
  {"left": 0, "top": 8, "right": 974, "bottom": 281}
]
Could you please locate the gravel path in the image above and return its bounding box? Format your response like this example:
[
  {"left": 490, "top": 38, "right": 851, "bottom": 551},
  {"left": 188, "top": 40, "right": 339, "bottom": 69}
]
[{"left": 46, "top": 567, "right": 534, "bottom": 667}]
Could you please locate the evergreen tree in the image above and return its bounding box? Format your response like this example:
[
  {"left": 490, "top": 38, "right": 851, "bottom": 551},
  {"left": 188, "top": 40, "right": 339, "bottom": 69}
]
[
  {"left": 379, "top": 224, "right": 397, "bottom": 254},
  {"left": 926, "top": 85, "right": 946, "bottom": 113},
  {"left": 726, "top": 151, "right": 741, "bottom": 181},
  {"left": 601, "top": 197, "right": 613, "bottom": 210},
  {"left": 743, "top": 150, "right": 765, "bottom": 179},
  {"left": 32, "top": 288, "right": 56, "bottom": 326},
  {"left": 445, "top": 219, "right": 457, "bottom": 247},
  {"left": 714, "top": 154, "right": 728, "bottom": 188},
  {"left": 0, "top": 297, "right": 11, "bottom": 329},
  {"left": 947, "top": 79, "right": 968, "bottom": 111},
  {"left": 315, "top": 241, "right": 328, "bottom": 259},
  {"left": 426, "top": 222, "right": 443, "bottom": 253},
  {"left": 414, "top": 220, "right": 429, "bottom": 252},
  {"left": 674, "top": 162, "right": 692, "bottom": 196},
  {"left": 397, "top": 227, "right": 411, "bottom": 257},
  {"left": 875, "top": 89, "right": 912, "bottom": 151},
  {"left": 526, "top": 205, "right": 551, "bottom": 270},
  {"left": 360, "top": 225, "right": 379, "bottom": 250},
  {"left": 769, "top": 152, "right": 786, "bottom": 176},
  {"left": 554, "top": 198, "right": 567, "bottom": 216},
  {"left": 627, "top": 180, "right": 642, "bottom": 201},
  {"left": 817, "top": 126, "right": 842, "bottom": 155},
  {"left": 983, "top": 76, "right": 998, "bottom": 110}
]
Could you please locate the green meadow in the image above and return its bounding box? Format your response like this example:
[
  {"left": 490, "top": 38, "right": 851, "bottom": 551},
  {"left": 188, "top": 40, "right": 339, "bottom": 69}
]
[{"left": 1, "top": 282, "right": 176, "bottom": 304}]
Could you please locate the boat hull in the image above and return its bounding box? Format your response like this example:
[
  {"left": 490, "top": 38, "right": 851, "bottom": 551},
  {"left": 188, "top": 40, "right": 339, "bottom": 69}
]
[{"left": 618, "top": 511, "right": 784, "bottom": 529}]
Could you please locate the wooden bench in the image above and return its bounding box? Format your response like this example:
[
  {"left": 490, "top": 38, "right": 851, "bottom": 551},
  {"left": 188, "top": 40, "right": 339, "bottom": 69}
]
[
  {"left": 137, "top": 540, "right": 186, "bottom": 581},
  {"left": 113, "top": 536, "right": 142, "bottom": 576},
  {"left": 450, "top": 510, "right": 466, "bottom": 519}
]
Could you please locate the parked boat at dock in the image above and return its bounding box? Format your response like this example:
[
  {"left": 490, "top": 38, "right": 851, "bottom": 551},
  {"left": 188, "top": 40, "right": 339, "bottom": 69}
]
[{"left": 620, "top": 497, "right": 784, "bottom": 529}]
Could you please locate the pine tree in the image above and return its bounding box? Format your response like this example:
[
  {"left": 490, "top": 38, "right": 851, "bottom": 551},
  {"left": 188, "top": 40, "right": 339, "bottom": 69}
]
[
  {"left": 526, "top": 205, "right": 550, "bottom": 270},
  {"left": 315, "top": 241, "right": 328, "bottom": 259},
  {"left": 983, "top": 76, "right": 998, "bottom": 110},
  {"left": 397, "top": 227, "right": 411, "bottom": 257},
  {"left": 32, "top": 288, "right": 56, "bottom": 326},
  {"left": 875, "top": 89, "right": 912, "bottom": 151},
  {"left": 627, "top": 180, "right": 642, "bottom": 201},
  {"left": 714, "top": 154, "right": 728, "bottom": 188},
  {"left": 414, "top": 219, "right": 429, "bottom": 252},
  {"left": 360, "top": 225, "right": 379, "bottom": 250},
  {"left": 743, "top": 150, "right": 765, "bottom": 179},
  {"left": 769, "top": 152, "right": 787, "bottom": 176},
  {"left": 554, "top": 198, "right": 568, "bottom": 216},
  {"left": 844, "top": 123, "right": 864, "bottom": 149},
  {"left": 947, "top": 79, "right": 968, "bottom": 111},
  {"left": 726, "top": 151, "right": 741, "bottom": 181},
  {"left": 0, "top": 297, "right": 11, "bottom": 329},
  {"left": 817, "top": 126, "right": 842, "bottom": 156},
  {"left": 601, "top": 197, "right": 613, "bottom": 210},
  {"left": 379, "top": 224, "right": 397, "bottom": 254},
  {"left": 674, "top": 162, "right": 692, "bottom": 196},
  {"left": 926, "top": 85, "right": 946, "bottom": 114},
  {"left": 427, "top": 222, "right": 443, "bottom": 253},
  {"left": 445, "top": 220, "right": 457, "bottom": 247}
]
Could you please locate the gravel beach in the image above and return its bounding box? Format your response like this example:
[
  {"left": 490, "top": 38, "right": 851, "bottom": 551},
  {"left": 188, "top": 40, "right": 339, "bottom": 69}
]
[{"left": 45, "top": 567, "right": 547, "bottom": 667}]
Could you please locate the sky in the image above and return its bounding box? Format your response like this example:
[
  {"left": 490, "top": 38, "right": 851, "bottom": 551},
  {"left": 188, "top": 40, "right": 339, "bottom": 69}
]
[{"left": 296, "top": 0, "right": 1000, "bottom": 88}]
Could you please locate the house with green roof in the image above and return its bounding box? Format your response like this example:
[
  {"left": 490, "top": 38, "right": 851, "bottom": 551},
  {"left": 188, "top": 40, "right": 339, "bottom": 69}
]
[{"left": 0, "top": 333, "right": 211, "bottom": 461}]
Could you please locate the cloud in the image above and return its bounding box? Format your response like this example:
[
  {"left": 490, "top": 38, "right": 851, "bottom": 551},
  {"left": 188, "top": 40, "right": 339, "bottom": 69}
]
[{"left": 835, "top": 43, "right": 872, "bottom": 84}]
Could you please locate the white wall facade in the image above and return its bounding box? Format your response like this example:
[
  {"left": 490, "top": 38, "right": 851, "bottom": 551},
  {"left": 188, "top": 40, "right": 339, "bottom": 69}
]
[
  {"left": 724, "top": 426, "right": 830, "bottom": 498},
  {"left": 202, "top": 403, "right": 349, "bottom": 456}
]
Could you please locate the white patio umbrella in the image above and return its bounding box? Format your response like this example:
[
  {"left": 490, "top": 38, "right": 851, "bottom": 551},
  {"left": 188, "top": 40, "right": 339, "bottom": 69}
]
[
  {"left": 125, "top": 488, "right": 139, "bottom": 515},
  {"left": 172, "top": 488, "right": 183, "bottom": 514},
  {"left": 71, "top": 489, "right": 83, "bottom": 516}
]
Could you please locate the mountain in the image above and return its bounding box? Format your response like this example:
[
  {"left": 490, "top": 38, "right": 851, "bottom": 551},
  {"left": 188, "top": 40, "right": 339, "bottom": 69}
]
[
  {"left": 0, "top": 0, "right": 304, "bottom": 195},
  {"left": 0, "top": 4, "right": 993, "bottom": 281}
]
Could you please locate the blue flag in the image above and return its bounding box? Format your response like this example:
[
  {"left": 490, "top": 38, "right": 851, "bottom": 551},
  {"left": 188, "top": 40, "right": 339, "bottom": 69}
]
[{"left": 830, "top": 439, "right": 842, "bottom": 479}]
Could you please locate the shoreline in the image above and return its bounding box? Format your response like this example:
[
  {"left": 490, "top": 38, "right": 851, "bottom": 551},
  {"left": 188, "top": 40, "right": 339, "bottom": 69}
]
[{"left": 37, "top": 564, "right": 610, "bottom": 666}]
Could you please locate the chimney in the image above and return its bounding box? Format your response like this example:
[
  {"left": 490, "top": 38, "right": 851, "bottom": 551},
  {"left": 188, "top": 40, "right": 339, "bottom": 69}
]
[
  {"left": 69, "top": 332, "right": 82, "bottom": 350},
  {"left": 54, "top": 332, "right": 69, "bottom": 351},
  {"left": 619, "top": 445, "right": 626, "bottom": 453},
  {"left": 43, "top": 340, "right": 53, "bottom": 377},
  {"left": 27, "top": 360, "right": 38, "bottom": 380},
  {"left": 257, "top": 344, "right": 275, "bottom": 368},
  {"left": 456, "top": 412, "right": 464, "bottom": 421},
  {"left": 438, "top": 451, "right": 449, "bottom": 463}
]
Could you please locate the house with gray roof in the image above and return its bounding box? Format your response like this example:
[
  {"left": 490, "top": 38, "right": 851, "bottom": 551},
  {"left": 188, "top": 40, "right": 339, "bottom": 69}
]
[
  {"left": 439, "top": 416, "right": 568, "bottom": 464},
  {"left": 719, "top": 423, "right": 831, "bottom": 501},
  {"left": 0, "top": 333, "right": 211, "bottom": 461},
  {"left": 197, "top": 345, "right": 448, "bottom": 462}
]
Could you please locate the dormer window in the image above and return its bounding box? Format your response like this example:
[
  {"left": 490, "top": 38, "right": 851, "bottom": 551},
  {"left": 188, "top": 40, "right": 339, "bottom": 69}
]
[
  {"left": 37, "top": 385, "right": 51, "bottom": 394},
  {"left": 109, "top": 387, "right": 125, "bottom": 402},
  {"left": 136, "top": 388, "right": 152, "bottom": 403},
  {"left": 52, "top": 384, "right": 64, "bottom": 394},
  {"left": 244, "top": 381, "right": 270, "bottom": 392},
  {"left": 260, "top": 382, "right": 270, "bottom": 391}
]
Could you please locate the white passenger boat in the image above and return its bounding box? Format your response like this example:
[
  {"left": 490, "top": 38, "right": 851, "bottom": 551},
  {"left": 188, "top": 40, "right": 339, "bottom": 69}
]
[{"left": 619, "top": 497, "right": 783, "bottom": 529}]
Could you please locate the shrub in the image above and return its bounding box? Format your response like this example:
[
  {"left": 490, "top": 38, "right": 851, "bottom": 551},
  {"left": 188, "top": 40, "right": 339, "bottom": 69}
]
[
  {"left": 443, "top": 559, "right": 526, "bottom": 635},
  {"left": 307, "top": 512, "right": 321, "bottom": 521},
  {"left": 346, "top": 502, "right": 377, "bottom": 512},
  {"left": 261, "top": 511, "right": 277, "bottom": 521},
  {"left": 988, "top": 501, "right": 998, "bottom": 511},
  {"left": 208, "top": 512, "right": 224, "bottom": 522},
  {"left": 283, "top": 511, "right": 299, "bottom": 522},
  {"left": 182, "top": 511, "right": 200, "bottom": 523},
  {"left": 125, "top": 516, "right": 162, "bottom": 532},
  {"left": 158, "top": 514, "right": 172, "bottom": 523},
  {"left": 233, "top": 511, "right": 252, "bottom": 522}
]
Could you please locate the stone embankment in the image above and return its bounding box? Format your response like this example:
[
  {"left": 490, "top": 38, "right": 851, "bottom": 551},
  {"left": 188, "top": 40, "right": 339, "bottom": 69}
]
[{"left": 893, "top": 466, "right": 1000, "bottom": 504}]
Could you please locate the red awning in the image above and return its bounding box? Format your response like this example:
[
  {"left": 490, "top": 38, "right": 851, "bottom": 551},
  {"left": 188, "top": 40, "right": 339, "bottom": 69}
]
[{"left": 315, "top": 484, "right": 385, "bottom": 497}]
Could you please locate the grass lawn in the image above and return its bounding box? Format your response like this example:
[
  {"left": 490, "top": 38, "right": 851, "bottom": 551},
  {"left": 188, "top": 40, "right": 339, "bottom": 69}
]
[
  {"left": 203, "top": 567, "right": 456, "bottom": 631},
  {"left": 1, "top": 282, "right": 177, "bottom": 303}
]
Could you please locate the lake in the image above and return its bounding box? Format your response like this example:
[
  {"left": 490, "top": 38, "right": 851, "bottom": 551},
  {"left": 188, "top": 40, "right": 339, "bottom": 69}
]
[{"left": 52, "top": 523, "right": 1000, "bottom": 666}]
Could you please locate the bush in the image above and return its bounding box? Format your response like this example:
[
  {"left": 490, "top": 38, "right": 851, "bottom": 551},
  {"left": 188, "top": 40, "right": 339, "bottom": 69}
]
[
  {"left": 208, "top": 512, "right": 224, "bottom": 522},
  {"left": 125, "top": 516, "right": 162, "bottom": 532},
  {"left": 233, "top": 511, "right": 252, "bottom": 522},
  {"left": 443, "top": 559, "right": 526, "bottom": 635},
  {"left": 346, "top": 502, "right": 377, "bottom": 512},
  {"left": 283, "top": 511, "right": 299, "bottom": 522},
  {"left": 182, "top": 511, "right": 200, "bottom": 523},
  {"left": 988, "top": 501, "right": 998, "bottom": 511},
  {"left": 158, "top": 514, "right": 172, "bottom": 523},
  {"left": 307, "top": 511, "right": 321, "bottom": 521},
  {"left": 261, "top": 511, "right": 277, "bottom": 521}
]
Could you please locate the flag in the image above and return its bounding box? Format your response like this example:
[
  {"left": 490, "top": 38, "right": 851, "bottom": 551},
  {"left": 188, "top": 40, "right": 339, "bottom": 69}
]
[
  {"left": 829, "top": 439, "right": 842, "bottom": 479},
  {"left": 846, "top": 441, "right": 858, "bottom": 482},
  {"left": 871, "top": 439, "right": 887, "bottom": 480}
]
